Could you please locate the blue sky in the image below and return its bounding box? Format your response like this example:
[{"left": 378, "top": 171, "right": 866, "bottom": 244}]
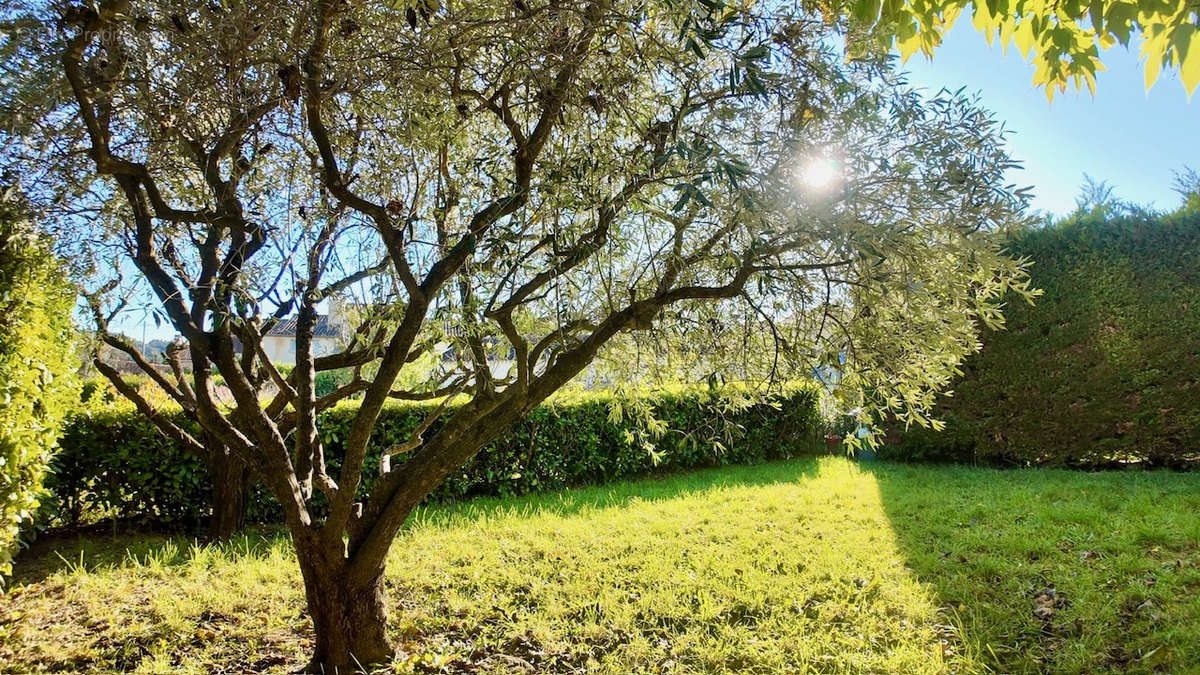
[{"left": 901, "top": 23, "right": 1198, "bottom": 218}]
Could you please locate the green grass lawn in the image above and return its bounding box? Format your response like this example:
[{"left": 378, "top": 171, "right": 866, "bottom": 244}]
[{"left": 2, "top": 457, "right": 1198, "bottom": 673}]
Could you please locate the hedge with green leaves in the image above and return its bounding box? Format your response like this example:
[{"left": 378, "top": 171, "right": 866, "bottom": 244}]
[
  {"left": 890, "top": 209, "right": 1200, "bottom": 468},
  {"left": 0, "top": 197, "right": 78, "bottom": 575},
  {"left": 47, "top": 386, "right": 820, "bottom": 529}
]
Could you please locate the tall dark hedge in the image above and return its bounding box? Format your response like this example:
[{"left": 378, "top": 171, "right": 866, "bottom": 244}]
[
  {"left": 892, "top": 209, "right": 1200, "bottom": 468},
  {"left": 47, "top": 387, "right": 819, "bottom": 530}
]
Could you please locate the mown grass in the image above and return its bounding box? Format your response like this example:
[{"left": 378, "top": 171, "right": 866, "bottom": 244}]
[{"left": 1, "top": 457, "right": 1198, "bottom": 673}]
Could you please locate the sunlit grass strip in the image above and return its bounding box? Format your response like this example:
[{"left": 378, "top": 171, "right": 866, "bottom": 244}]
[{"left": 3, "top": 457, "right": 1199, "bottom": 673}]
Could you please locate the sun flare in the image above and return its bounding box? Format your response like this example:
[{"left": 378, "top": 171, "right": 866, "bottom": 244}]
[{"left": 799, "top": 157, "right": 840, "bottom": 191}]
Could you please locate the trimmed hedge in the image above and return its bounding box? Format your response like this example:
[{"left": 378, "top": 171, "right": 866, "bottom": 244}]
[
  {"left": 47, "top": 386, "right": 820, "bottom": 529},
  {"left": 0, "top": 197, "right": 78, "bottom": 575},
  {"left": 890, "top": 209, "right": 1200, "bottom": 468}
]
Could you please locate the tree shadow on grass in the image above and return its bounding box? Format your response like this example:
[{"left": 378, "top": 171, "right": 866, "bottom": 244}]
[
  {"left": 409, "top": 455, "right": 825, "bottom": 528},
  {"left": 12, "top": 457, "right": 826, "bottom": 585},
  {"left": 864, "top": 460, "right": 1200, "bottom": 673},
  {"left": 10, "top": 525, "right": 293, "bottom": 586}
]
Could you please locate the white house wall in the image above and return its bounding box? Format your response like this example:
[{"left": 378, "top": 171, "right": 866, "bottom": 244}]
[{"left": 260, "top": 336, "right": 340, "bottom": 366}]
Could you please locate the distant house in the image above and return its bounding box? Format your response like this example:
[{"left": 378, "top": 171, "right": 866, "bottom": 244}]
[
  {"left": 261, "top": 314, "right": 346, "bottom": 366},
  {"left": 259, "top": 301, "right": 349, "bottom": 366}
]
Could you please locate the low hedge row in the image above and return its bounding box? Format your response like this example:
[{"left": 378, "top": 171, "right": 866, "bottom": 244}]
[{"left": 46, "top": 386, "right": 820, "bottom": 529}]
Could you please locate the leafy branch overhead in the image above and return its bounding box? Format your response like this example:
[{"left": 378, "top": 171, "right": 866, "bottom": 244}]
[{"left": 844, "top": 0, "right": 1200, "bottom": 98}]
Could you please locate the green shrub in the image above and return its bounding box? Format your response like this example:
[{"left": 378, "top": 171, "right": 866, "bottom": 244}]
[
  {"left": 48, "top": 406, "right": 208, "bottom": 528},
  {"left": 314, "top": 367, "right": 354, "bottom": 399},
  {"left": 47, "top": 386, "right": 820, "bottom": 528},
  {"left": 889, "top": 210, "right": 1200, "bottom": 468},
  {"left": 0, "top": 195, "right": 78, "bottom": 575}
]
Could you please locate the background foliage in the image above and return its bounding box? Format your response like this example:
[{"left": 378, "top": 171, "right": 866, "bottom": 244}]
[
  {"left": 890, "top": 208, "right": 1200, "bottom": 467},
  {"left": 47, "top": 386, "right": 820, "bottom": 530},
  {"left": 0, "top": 193, "right": 78, "bottom": 575}
]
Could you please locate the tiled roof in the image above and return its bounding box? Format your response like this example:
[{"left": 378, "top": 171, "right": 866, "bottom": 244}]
[{"left": 266, "top": 315, "right": 343, "bottom": 338}]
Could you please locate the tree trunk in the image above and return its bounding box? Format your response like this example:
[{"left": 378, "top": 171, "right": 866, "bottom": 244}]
[
  {"left": 296, "top": 538, "right": 394, "bottom": 673},
  {"left": 204, "top": 445, "right": 250, "bottom": 540}
]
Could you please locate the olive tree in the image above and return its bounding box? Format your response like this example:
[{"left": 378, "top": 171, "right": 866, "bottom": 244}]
[{"left": 9, "top": 0, "right": 1040, "bottom": 669}]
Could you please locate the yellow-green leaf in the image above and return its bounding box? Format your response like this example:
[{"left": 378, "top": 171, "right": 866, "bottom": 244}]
[
  {"left": 853, "top": 0, "right": 883, "bottom": 23},
  {"left": 1014, "top": 19, "right": 1036, "bottom": 58},
  {"left": 1182, "top": 37, "right": 1200, "bottom": 95},
  {"left": 1144, "top": 51, "right": 1163, "bottom": 91},
  {"left": 973, "top": 7, "right": 996, "bottom": 44},
  {"left": 898, "top": 31, "right": 923, "bottom": 60}
]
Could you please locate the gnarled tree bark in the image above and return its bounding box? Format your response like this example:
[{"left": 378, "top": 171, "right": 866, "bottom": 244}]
[
  {"left": 204, "top": 442, "right": 250, "bottom": 541},
  {"left": 295, "top": 534, "right": 393, "bottom": 674}
]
